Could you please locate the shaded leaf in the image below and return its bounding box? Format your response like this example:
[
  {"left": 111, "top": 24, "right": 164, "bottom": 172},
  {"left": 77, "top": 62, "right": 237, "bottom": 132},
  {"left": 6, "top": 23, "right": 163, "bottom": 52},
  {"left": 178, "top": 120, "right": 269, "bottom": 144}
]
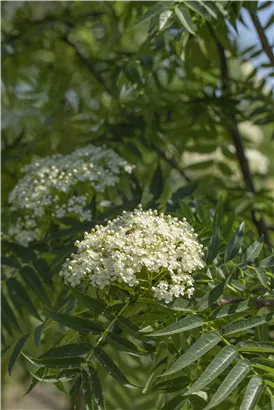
[
  {"left": 21, "top": 265, "right": 50, "bottom": 305},
  {"left": 94, "top": 347, "right": 136, "bottom": 387},
  {"left": 39, "top": 343, "right": 93, "bottom": 359},
  {"left": 8, "top": 333, "right": 30, "bottom": 375},
  {"left": 150, "top": 162, "right": 163, "bottom": 201},
  {"left": 43, "top": 307, "right": 104, "bottom": 334},
  {"left": 7, "top": 278, "right": 41, "bottom": 320},
  {"left": 87, "top": 365, "right": 106, "bottom": 410},
  {"left": 22, "top": 353, "right": 84, "bottom": 369},
  {"left": 31, "top": 369, "right": 79, "bottom": 383}
]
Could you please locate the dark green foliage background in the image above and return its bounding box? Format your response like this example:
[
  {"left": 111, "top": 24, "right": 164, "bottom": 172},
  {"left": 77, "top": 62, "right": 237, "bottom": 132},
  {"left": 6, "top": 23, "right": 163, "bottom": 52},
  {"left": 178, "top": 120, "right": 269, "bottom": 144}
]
[{"left": 1, "top": 2, "right": 274, "bottom": 410}]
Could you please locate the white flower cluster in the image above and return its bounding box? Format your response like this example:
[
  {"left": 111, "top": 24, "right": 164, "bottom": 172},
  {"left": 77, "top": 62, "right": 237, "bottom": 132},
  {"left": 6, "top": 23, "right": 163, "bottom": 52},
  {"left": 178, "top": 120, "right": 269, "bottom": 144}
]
[
  {"left": 8, "top": 145, "right": 133, "bottom": 246},
  {"left": 60, "top": 206, "right": 204, "bottom": 303}
]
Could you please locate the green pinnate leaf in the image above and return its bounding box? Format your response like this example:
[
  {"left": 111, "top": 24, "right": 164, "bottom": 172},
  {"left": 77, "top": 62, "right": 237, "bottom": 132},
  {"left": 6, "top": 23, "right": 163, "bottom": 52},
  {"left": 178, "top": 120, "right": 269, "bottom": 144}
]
[{"left": 188, "top": 346, "right": 237, "bottom": 394}]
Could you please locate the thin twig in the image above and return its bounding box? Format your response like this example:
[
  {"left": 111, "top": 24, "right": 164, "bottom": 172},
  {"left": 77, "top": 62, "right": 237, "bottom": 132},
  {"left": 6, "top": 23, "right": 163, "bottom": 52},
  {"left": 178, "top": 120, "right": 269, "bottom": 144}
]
[
  {"left": 63, "top": 35, "right": 113, "bottom": 95},
  {"left": 250, "top": 11, "right": 274, "bottom": 67},
  {"left": 216, "top": 41, "right": 271, "bottom": 245},
  {"left": 221, "top": 298, "right": 274, "bottom": 307},
  {"left": 153, "top": 145, "right": 191, "bottom": 182}
]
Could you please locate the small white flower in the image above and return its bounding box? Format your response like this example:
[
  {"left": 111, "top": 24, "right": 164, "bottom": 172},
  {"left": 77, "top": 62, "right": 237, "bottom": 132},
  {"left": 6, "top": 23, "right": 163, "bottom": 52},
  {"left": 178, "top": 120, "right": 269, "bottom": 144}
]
[{"left": 61, "top": 207, "right": 204, "bottom": 302}]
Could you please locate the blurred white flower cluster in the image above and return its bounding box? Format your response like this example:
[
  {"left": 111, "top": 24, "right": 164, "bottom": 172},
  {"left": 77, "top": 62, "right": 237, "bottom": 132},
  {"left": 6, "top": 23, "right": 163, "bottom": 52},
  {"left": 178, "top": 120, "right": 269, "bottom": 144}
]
[
  {"left": 8, "top": 145, "right": 133, "bottom": 246},
  {"left": 60, "top": 206, "right": 204, "bottom": 303}
]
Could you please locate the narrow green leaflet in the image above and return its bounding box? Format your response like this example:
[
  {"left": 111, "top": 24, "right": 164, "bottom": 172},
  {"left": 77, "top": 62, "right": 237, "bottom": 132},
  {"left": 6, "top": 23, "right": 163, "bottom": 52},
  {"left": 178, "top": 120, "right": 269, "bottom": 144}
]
[
  {"left": 185, "top": 1, "right": 210, "bottom": 19},
  {"left": 242, "top": 236, "right": 263, "bottom": 261},
  {"left": 237, "top": 341, "right": 274, "bottom": 354},
  {"left": 34, "top": 323, "right": 45, "bottom": 347},
  {"left": 204, "top": 361, "right": 250, "bottom": 410},
  {"left": 239, "top": 375, "right": 263, "bottom": 410},
  {"left": 224, "top": 222, "right": 245, "bottom": 262},
  {"left": 251, "top": 358, "right": 274, "bottom": 373},
  {"left": 24, "top": 368, "right": 47, "bottom": 396},
  {"left": 223, "top": 313, "right": 274, "bottom": 336},
  {"left": 188, "top": 346, "right": 237, "bottom": 394},
  {"left": 106, "top": 333, "right": 145, "bottom": 356},
  {"left": 88, "top": 365, "right": 106, "bottom": 410},
  {"left": 7, "top": 278, "right": 41, "bottom": 320},
  {"left": 69, "top": 375, "right": 82, "bottom": 400},
  {"left": 163, "top": 298, "right": 194, "bottom": 312},
  {"left": 206, "top": 223, "right": 220, "bottom": 263},
  {"left": 71, "top": 288, "right": 107, "bottom": 315},
  {"left": 94, "top": 347, "right": 136, "bottom": 387},
  {"left": 148, "top": 315, "right": 205, "bottom": 337},
  {"left": 133, "top": 1, "right": 174, "bottom": 29},
  {"left": 22, "top": 353, "right": 84, "bottom": 369},
  {"left": 260, "top": 255, "right": 274, "bottom": 268},
  {"left": 210, "top": 300, "right": 250, "bottom": 319},
  {"left": 150, "top": 162, "right": 164, "bottom": 201},
  {"left": 161, "top": 395, "right": 186, "bottom": 410},
  {"left": 255, "top": 267, "right": 269, "bottom": 288},
  {"left": 39, "top": 343, "right": 93, "bottom": 359},
  {"left": 196, "top": 277, "right": 231, "bottom": 312},
  {"left": 175, "top": 5, "right": 195, "bottom": 35},
  {"left": 82, "top": 367, "right": 93, "bottom": 410},
  {"left": 33, "top": 259, "right": 52, "bottom": 284},
  {"left": 31, "top": 369, "right": 79, "bottom": 383},
  {"left": 8, "top": 333, "right": 30, "bottom": 375},
  {"left": 161, "top": 331, "right": 221, "bottom": 377},
  {"left": 20, "top": 265, "right": 50, "bottom": 305},
  {"left": 1, "top": 293, "right": 20, "bottom": 331},
  {"left": 159, "top": 10, "right": 173, "bottom": 31},
  {"left": 199, "top": 1, "right": 218, "bottom": 18},
  {"left": 43, "top": 307, "right": 104, "bottom": 334}
]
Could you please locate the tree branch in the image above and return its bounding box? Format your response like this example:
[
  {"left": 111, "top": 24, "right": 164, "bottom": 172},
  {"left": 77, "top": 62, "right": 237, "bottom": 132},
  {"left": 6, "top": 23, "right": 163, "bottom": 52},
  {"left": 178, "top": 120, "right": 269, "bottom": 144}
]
[
  {"left": 216, "top": 41, "right": 271, "bottom": 246},
  {"left": 63, "top": 35, "right": 113, "bottom": 95},
  {"left": 250, "top": 11, "right": 274, "bottom": 67}
]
